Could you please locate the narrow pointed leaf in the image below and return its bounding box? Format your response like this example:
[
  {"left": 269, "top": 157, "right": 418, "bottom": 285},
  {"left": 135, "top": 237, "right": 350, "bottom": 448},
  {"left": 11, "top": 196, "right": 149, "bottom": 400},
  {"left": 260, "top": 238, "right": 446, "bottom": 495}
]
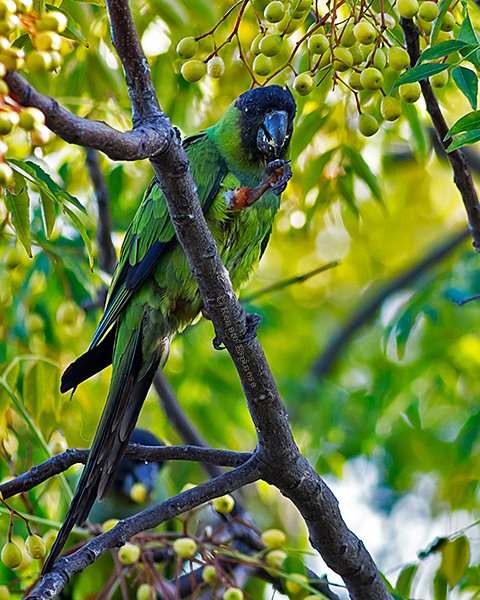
[
  {"left": 5, "top": 171, "right": 31, "bottom": 256},
  {"left": 396, "top": 564, "right": 418, "bottom": 596},
  {"left": 430, "top": 0, "right": 454, "bottom": 45},
  {"left": 344, "top": 146, "right": 383, "bottom": 203},
  {"left": 446, "top": 129, "right": 480, "bottom": 152},
  {"left": 418, "top": 40, "right": 473, "bottom": 63},
  {"left": 396, "top": 63, "right": 449, "bottom": 86},
  {"left": 445, "top": 110, "right": 480, "bottom": 139},
  {"left": 63, "top": 205, "right": 93, "bottom": 269},
  {"left": 452, "top": 66, "right": 478, "bottom": 109},
  {"left": 40, "top": 190, "right": 56, "bottom": 238}
]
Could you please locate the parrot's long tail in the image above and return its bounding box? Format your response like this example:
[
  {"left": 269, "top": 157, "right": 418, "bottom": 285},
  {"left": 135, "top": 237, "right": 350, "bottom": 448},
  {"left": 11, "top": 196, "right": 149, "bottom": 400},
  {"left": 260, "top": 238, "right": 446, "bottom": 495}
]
[{"left": 42, "top": 326, "right": 165, "bottom": 574}]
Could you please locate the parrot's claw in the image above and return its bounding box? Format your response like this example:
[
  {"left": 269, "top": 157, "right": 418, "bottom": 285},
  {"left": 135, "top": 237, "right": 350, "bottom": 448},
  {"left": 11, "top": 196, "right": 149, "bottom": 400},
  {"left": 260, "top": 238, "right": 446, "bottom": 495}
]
[
  {"left": 263, "top": 159, "right": 292, "bottom": 197},
  {"left": 238, "top": 313, "right": 262, "bottom": 344},
  {"left": 212, "top": 335, "right": 226, "bottom": 351},
  {"left": 212, "top": 313, "right": 261, "bottom": 349}
]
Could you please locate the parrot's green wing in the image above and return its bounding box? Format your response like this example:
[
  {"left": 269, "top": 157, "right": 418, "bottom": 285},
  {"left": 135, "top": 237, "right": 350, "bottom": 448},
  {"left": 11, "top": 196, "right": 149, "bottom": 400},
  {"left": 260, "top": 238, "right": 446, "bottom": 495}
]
[{"left": 61, "top": 133, "right": 228, "bottom": 392}]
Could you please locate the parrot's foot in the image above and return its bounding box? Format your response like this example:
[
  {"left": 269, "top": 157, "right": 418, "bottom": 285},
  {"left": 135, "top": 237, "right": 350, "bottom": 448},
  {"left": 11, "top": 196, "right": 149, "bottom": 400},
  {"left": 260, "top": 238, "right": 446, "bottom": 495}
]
[
  {"left": 212, "top": 335, "right": 226, "bottom": 351},
  {"left": 225, "top": 159, "right": 292, "bottom": 211},
  {"left": 211, "top": 313, "right": 261, "bottom": 350},
  {"left": 264, "top": 158, "right": 292, "bottom": 197},
  {"left": 238, "top": 312, "right": 262, "bottom": 344}
]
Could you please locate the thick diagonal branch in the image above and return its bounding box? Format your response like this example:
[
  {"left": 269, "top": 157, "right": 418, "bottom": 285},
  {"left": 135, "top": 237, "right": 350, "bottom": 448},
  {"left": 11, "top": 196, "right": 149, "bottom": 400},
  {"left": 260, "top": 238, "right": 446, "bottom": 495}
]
[
  {"left": 28, "top": 458, "right": 261, "bottom": 598},
  {"left": 401, "top": 18, "right": 480, "bottom": 251},
  {"left": 4, "top": 71, "right": 171, "bottom": 161}
]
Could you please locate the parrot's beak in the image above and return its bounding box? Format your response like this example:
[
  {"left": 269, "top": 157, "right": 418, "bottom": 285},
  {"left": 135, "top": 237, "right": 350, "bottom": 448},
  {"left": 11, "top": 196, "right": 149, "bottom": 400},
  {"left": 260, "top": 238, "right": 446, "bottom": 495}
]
[{"left": 257, "top": 110, "right": 289, "bottom": 160}]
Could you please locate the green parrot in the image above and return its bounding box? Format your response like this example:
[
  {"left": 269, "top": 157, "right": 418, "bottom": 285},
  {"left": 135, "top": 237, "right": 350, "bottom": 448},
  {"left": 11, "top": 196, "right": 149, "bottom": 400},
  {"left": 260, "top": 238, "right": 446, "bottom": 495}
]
[{"left": 43, "top": 85, "right": 296, "bottom": 573}]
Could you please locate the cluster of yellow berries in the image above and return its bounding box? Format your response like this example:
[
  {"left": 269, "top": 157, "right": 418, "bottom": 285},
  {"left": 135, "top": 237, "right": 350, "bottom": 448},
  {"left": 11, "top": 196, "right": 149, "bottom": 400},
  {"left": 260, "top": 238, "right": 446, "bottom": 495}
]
[
  {"left": 1, "top": 532, "right": 46, "bottom": 571},
  {"left": 0, "top": 0, "right": 75, "bottom": 187},
  {"left": 177, "top": 0, "right": 456, "bottom": 138}
]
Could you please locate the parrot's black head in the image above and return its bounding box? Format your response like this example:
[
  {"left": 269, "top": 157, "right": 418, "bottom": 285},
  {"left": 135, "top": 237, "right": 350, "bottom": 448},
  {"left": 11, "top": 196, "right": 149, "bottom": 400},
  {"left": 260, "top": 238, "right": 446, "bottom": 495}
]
[
  {"left": 235, "top": 85, "right": 296, "bottom": 164},
  {"left": 112, "top": 428, "right": 164, "bottom": 504}
]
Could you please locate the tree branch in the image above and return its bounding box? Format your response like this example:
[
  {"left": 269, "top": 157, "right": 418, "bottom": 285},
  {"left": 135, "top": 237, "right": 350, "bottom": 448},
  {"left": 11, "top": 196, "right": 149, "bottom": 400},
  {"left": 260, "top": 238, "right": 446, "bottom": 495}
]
[
  {"left": 85, "top": 148, "right": 117, "bottom": 275},
  {"left": 97, "top": 2, "right": 392, "bottom": 598},
  {"left": 4, "top": 71, "right": 172, "bottom": 161},
  {"left": 153, "top": 372, "right": 224, "bottom": 480},
  {"left": 401, "top": 18, "right": 480, "bottom": 251},
  {"left": 28, "top": 459, "right": 261, "bottom": 598},
  {"left": 0, "top": 445, "right": 251, "bottom": 501},
  {"left": 311, "top": 227, "right": 470, "bottom": 379}
]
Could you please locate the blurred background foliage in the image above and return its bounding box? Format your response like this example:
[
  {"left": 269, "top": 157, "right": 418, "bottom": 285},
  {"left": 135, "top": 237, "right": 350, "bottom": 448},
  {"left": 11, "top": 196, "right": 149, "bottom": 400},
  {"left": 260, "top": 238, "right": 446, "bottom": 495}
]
[{"left": 1, "top": 0, "right": 480, "bottom": 598}]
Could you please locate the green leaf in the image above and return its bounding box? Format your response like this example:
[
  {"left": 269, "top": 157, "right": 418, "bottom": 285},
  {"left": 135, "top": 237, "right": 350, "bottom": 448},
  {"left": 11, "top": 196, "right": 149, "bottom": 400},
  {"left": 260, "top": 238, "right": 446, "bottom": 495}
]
[
  {"left": 71, "top": 0, "right": 105, "bottom": 5},
  {"left": 344, "top": 146, "right": 382, "bottom": 203},
  {"left": 40, "top": 190, "right": 56, "bottom": 238},
  {"left": 430, "top": 0, "right": 454, "bottom": 45},
  {"left": 440, "top": 535, "right": 470, "bottom": 588},
  {"left": 45, "top": 4, "right": 88, "bottom": 47},
  {"left": 445, "top": 110, "right": 480, "bottom": 139},
  {"left": 433, "top": 572, "right": 448, "bottom": 600},
  {"left": 418, "top": 39, "right": 474, "bottom": 63},
  {"left": 63, "top": 205, "right": 94, "bottom": 269},
  {"left": 11, "top": 32, "right": 29, "bottom": 49},
  {"left": 5, "top": 171, "right": 31, "bottom": 256},
  {"left": 396, "top": 63, "right": 449, "bottom": 86},
  {"left": 446, "top": 129, "right": 480, "bottom": 152},
  {"left": 458, "top": 11, "right": 480, "bottom": 68},
  {"left": 396, "top": 564, "right": 418, "bottom": 597},
  {"left": 403, "top": 103, "right": 429, "bottom": 163},
  {"left": 8, "top": 159, "right": 86, "bottom": 214},
  {"left": 451, "top": 66, "right": 478, "bottom": 109}
]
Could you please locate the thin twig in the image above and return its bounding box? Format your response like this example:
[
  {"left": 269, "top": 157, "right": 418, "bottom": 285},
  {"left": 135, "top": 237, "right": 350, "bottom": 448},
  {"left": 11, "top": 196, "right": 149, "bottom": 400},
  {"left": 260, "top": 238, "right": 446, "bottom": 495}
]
[
  {"left": 401, "top": 18, "right": 480, "bottom": 251},
  {"left": 85, "top": 148, "right": 117, "bottom": 275},
  {"left": 310, "top": 228, "right": 470, "bottom": 379},
  {"left": 0, "top": 445, "right": 251, "bottom": 501}
]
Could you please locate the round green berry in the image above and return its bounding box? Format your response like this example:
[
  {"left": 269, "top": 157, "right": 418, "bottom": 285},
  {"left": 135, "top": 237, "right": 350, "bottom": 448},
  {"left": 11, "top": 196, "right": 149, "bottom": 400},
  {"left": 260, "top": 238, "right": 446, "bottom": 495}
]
[
  {"left": 1, "top": 541, "right": 22, "bottom": 569},
  {"left": 388, "top": 46, "right": 410, "bottom": 71},
  {"left": 253, "top": 54, "right": 272, "bottom": 76},
  {"left": 223, "top": 588, "right": 244, "bottom": 600},
  {"left": 25, "top": 50, "right": 52, "bottom": 72},
  {"left": 207, "top": 56, "right": 224, "bottom": 78},
  {"left": 399, "top": 81, "right": 421, "bottom": 102},
  {"left": 0, "top": 585, "right": 10, "bottom": 600},
  {"left": 118, "top": 542, "right": 141, "bottom": 565},
  {"left": 418, "top": 1, "right": 439, "bottom": 22},
  {"left": 202, "top": 565, "right": 217, "bottom": 584},
  {"left": 339, "top": 22, "right": 356, "bottom": 47},
  {"left": 261, "top": 528, "right": 287, "bottom": 549},
  {"left": 358, "top": 113, "right": 379, "bottom": 137},
  {"left": 0, "top": 111, "right": 17, "bottom": 135},
  {"left": 173, "top": 537, "right": 197, "bottom": 559},
  {"left": 285, "top": 574, "right": 309, "bottom": 595},
  {"left": 264, "top": 1, "right": 285, "bottom": 23},
  {"left": 136, "top": 583, "right": 155, "bottom": 600},
  {"left": 431, "top": 69, "right": 449, "bottom": 88},
  {"left": 30, "top": 124, "right": 52, "bottom": 146},
  {"left": 349, "top": 71, "right": 364, "bottom": 90},
  {"left": 293, "top": 72, "right": 314, "bottom": 95},
  {"left": 333, "top": 47, "right": 353, "bottom": 71},
  {"left": 360, "top": 67, "right": 383, "bottom": 89},
  {"left": 212, "top": 494, "right": 235, "bottom": 513},
  {"left": 181, "top": 60, "right": 206, "bottom": 82},
  {"left": 353, "top": 21, "right": 377, "bottom": 45},
  {"left": 349, "top": 45, "right": 364, "bottom": 65},
  {"left": 372, "top": 48, "right": 387, "bottom": 70},
  {"left": 35, "top": 31, "right": 61, "bottom": 51},
  {"left": 176, "top": 36, "right": 198, "bottom": 59},
  {"left": 259, "top": 34, "right": 283, "bottom": 57},
  {"left": 36, "top": 11, "right": 68, "bottom": 33},
  {"left": 265, "top": 549, "right": 287, "bottom": 568},
  {"left": 18, "top": 107, "right": 45, "bottom": 130},
  {"left": 397, "top": 0, "right": 419, "bottom": 18},
  {"left": 308, "top": 33, "right": 328, "bottom": 55},
  {"left": 381, "top": 96, "right": 402, "bottom": 121},
  {"left": 440, "top": 11, "right": 455, "bottom": 31},
  {"left": 25, "top": 534, "right": 46, "bottom": 559}
]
